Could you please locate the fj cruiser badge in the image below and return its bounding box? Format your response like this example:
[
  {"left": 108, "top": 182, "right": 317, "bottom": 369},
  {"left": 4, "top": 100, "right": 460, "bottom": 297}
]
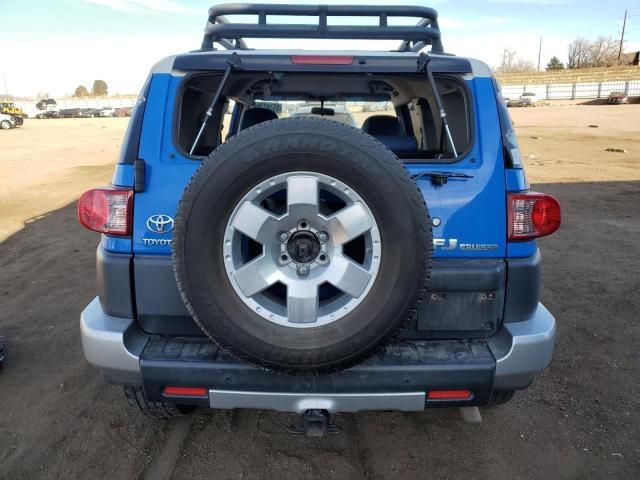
[
  {"left": 146, "top": 214, "right": 174, "bottom": 234},
  {"left": 433, "top": 238, "right": 498, "bottom": 251}
]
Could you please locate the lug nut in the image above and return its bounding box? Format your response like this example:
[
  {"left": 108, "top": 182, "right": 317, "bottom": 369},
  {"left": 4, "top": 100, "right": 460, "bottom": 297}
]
[
  {"left": 317, "top": 231, "right": 329, "bottom": 243},
  {"left": 278, "top": 231, "right": 289, "bottom": 242},
  {"left": 297, "top": 265, "right": 310, "bottom": 276},
  {"left": 279, "top": 254, "right": 290, "bottom": 264}
]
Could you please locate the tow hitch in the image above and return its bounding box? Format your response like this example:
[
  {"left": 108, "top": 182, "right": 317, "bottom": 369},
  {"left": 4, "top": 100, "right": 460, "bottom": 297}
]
[{"left": 289, "top": 409, "right": 342, "bottom": 438}]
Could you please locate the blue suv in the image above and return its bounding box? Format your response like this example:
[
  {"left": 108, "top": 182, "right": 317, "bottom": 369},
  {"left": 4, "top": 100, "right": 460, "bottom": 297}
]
[{"left": 78, "top": 4, "right": 560, "bottom": 432}]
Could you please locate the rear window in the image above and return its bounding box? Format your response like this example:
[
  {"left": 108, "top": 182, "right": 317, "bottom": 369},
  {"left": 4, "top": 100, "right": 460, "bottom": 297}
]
[{"left": 175, "top": 72, "right": 472, "bottom": 162}]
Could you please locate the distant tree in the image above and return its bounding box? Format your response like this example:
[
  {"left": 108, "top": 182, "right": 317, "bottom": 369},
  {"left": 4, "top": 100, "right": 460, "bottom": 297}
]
[
  {"left": 498, "top": 48, "right": 517, "bottom": 72},
  {"left": 91, "top": 80, "right": 108, "bottom": 96},
  {"left": 546, "top": 56, "right": 565, "bottom": 70},
  {"left": 567, "top": 37, "right": 590, "bottom": 69},
  {"left": 74, "top": 85, "right": 89, "bottom": 97},
  {"left": 35, "top": 91, "right": 50, "bottom": 101},
  {"left": 496, "top": 48, "right": 537, "bottom": 73},
  {"left": 567, "top": 36, "right": 619, "bottom": 69},
  {"left": 588, "top": 36, "right": 619, "bottom": 67}
]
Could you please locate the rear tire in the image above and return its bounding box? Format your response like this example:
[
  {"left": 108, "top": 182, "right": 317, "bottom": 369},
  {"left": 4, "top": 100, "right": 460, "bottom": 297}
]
[
  {"left": 0, "top": 120, "right": 11, "bottom": 129},
  {"left": 486, "top": 390, "right": 515, "bottom": 407},
  {"left": 124, "top": 386, "right": 196, "bottom": 419}
]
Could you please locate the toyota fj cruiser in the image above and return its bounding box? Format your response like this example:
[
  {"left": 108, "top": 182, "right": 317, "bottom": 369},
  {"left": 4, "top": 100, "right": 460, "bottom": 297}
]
[{"left": 78, "top": 4, "right": 561, "bottom": 435}]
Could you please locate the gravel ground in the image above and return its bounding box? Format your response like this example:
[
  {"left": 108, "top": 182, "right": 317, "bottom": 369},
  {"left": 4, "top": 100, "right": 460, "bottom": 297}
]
[{"left": 0, "top": 106, "right": 639, "bottom": 479}]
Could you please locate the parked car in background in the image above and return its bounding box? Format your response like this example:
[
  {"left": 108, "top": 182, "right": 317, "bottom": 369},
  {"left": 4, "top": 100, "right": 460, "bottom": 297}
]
[
  {"left": 35, "top": 110, "right": 60, "bottom": 119},
  {"left": 519, "top": 92, "right": 538, "bottom": 107},
  {"left": 607, "top": 91, "right": 629, "bottom": 104},
  {"left": 0, "top": 112, "right": 17, "bottom": 129},
  {"left": 113, "top": 107, "right": 132, "bottom": 117},
  {"left": 79, "top": 108, "right": 102, "bottom": 118},
  {"left": 59, "top": 108, "right": 81, "bottom": 118},
  {"left": 99, "top": 107, "right": 115, "bottom": 117},
  {"left": 504, "top": 96, "right": 519, "bottom": 108}
]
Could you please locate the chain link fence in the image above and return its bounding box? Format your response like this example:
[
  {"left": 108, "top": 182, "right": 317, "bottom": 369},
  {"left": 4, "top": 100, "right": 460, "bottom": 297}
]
[{"left": 502, "top": 80, "right": 640, "bottom": 100}]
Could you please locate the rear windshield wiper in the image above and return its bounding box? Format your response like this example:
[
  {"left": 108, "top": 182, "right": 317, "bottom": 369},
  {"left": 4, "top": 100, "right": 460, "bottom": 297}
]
[
  {"left": 418, "top": 53, "right": 458, "bottom": 157},
  {"left": 412, "top": 171, "right": 473, "bottom": 187}
]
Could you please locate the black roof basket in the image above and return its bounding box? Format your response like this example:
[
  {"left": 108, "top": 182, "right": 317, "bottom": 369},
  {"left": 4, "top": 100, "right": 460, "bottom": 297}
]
[{"left": 201, "top": 4, "right": 443, "bottom": 53}]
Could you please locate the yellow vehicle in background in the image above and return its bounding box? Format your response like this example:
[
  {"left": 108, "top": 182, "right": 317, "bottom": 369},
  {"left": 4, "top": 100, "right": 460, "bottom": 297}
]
[{"left": 0, "top": 102, "right": 26, "bottom": 118}]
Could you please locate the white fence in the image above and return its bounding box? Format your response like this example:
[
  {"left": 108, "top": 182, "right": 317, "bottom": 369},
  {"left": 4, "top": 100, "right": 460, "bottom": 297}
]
[{"left": 502, "top": 80, "right": 640, "bottom": 100}]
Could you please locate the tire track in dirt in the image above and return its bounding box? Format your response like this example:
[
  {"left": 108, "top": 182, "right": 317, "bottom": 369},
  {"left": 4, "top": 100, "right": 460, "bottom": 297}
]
[{"left": 142, "top": 417, "right": 192, "bottom": 480}]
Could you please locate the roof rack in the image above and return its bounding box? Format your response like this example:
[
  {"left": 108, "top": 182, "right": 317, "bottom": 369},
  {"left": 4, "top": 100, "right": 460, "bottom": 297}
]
[{"left": 201, "top": 4, "right": 443, "bottom": 53}]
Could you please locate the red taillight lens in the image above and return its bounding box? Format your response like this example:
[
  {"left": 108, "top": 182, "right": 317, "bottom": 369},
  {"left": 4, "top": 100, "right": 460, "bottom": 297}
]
[
  {"left": 77, "top": 188, "right": 132, "bottom": 236},
  {"left": 427, "top": 390, "right": 473, "bottom": 400},
  {"left": 508, "top": 192, "right": 561, "bottom": 240},
  {"left": 163, "top": 387, "right": 208, "bottom": 397},
  {"left": 290, "top": 55, "right": 354, "bottom": 65}
]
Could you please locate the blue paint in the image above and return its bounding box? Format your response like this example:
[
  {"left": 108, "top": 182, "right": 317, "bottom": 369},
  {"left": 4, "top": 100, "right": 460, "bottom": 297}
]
[
  {"left": 507, "top": 240, "right": 538, "bottom": 258},
  {"left": 119, "top": 72, "right": 540, "bottom": 260},
  {"left": 101, "top": 234, "right": 132, "bottom": 253},
  {"left": 505, "top": 168, "right": 529, "bottom": 192},
  {"left": 111, "top": 163, "right": 134, "bottom": 187}
]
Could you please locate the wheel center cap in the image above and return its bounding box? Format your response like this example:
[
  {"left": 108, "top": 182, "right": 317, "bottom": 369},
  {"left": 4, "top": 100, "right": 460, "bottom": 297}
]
[{"left": 287, "top": 231, "right": 321, "bottom": 264}]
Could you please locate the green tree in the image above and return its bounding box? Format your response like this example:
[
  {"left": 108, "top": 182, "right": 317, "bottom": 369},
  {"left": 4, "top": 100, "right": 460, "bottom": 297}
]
[
  {"left": 91, "top": 79, "right": 108, "bottom": 96},
  {"left": 74, "top": 85, "right": 89, "bottom": 97},
  {"left": 546, "top": 56, "right": 565, "bottom": 70}
]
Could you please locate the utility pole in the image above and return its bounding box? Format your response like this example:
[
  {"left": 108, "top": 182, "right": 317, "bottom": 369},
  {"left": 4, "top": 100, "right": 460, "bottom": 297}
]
[
  {"left": 537, "top": 36, "right": 543, "bottom": 71},
  {"left": 1, "top": 72, "right": 8, "bottom": 101},
  {"left": 618, "top": 9, "right": 627, "bottom": 61}
]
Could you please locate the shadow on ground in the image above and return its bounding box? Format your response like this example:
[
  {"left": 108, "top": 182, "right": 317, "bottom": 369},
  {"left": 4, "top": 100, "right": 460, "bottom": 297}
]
[{"left": 0, "top": 181, "right": 639, "bottom": 479}]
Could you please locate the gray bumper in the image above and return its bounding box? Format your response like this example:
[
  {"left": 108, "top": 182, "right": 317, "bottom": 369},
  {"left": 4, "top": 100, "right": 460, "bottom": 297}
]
[
  {"left": 488, "top": 303, "right": 557, "bottom": 389},
  {"left": 81, "top": 297, "right": 556, "bottom": 405},
  {"left": 80, "top": 297, "right": 148, "bottom": 384},
  {"left": 209, "top": 390, "right": 426, "bottom": 414}
]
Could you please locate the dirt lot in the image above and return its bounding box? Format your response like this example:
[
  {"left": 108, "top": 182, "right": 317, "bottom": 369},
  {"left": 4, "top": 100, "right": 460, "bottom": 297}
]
[{"left": 1, "top": 106, "right": 639, "bottom": 479}]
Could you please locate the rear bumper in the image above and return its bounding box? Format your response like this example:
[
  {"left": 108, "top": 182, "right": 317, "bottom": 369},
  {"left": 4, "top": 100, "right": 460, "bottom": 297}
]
[
  {"left": 80, "top": 297, "right": 556, "bottom": 412},
  {"left": 80, "top": 297, "right": 147, "bottom": 384}
]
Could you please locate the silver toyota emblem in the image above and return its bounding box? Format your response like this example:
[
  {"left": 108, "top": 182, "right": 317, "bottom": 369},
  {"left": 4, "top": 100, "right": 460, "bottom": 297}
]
[{"left": 146, "top": 214, "right": 174, "bottom": 234}]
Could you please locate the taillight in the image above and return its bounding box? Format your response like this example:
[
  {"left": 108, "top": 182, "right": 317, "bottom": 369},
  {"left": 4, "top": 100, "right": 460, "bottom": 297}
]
[
  {"left": 427, "top": 390, "right": 473, "bottom": 400},
  {"left": 290, "top": 55, "right": 354, "bottom": 65},
  {"left": 508, "top": 192, "right": 561, "bottom": 240},
  {"left": 77, "top": 188, "right": 132, "bottom": 236},
  {"left": 163, "top": 387, "right": 208, "bottom": 397}
]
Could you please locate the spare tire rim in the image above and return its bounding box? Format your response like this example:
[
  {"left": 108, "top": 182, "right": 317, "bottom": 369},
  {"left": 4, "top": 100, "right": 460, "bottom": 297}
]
[{"left": 223, "top": 171, "right": 382, "bottom": 328}]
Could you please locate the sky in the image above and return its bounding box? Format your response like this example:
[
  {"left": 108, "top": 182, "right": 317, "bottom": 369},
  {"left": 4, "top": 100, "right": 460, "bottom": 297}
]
[{"left": 1, "top": 0, "right": 638, "bottom": 97}]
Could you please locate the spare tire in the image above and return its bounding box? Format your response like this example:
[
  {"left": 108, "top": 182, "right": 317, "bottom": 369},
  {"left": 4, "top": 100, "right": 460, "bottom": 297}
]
[{"left": 173, "top": 117, "right": 432, "bottom": 372}]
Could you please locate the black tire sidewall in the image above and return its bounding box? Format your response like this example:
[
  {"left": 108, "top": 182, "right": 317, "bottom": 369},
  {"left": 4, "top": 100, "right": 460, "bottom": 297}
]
[{"left": 173, "top": 117, "right": 432, "bottom": 371}]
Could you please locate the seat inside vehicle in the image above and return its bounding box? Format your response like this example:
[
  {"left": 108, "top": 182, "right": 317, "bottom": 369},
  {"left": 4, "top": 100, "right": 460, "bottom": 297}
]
[
  {"left": 176, "top": 72, "right": 471, "bottom": 161},
  {"left": 239, "top": 107, "right": 278, "bottom": 130},
  {"left": 362, "top": 115, "right": 418, "bottom": 153}
]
